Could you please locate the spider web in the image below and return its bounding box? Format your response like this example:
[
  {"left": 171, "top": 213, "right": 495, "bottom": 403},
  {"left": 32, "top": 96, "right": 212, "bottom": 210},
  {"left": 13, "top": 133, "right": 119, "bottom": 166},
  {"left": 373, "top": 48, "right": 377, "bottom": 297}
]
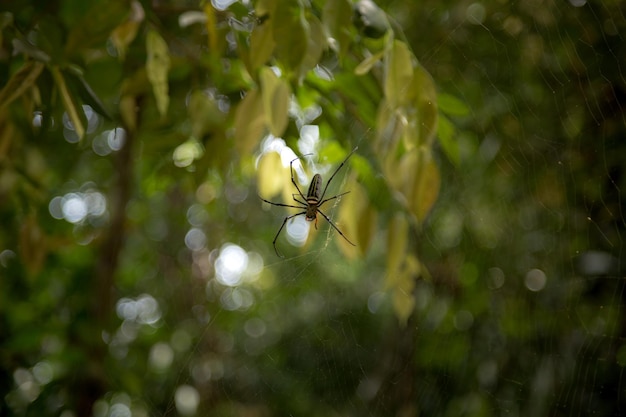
[{"left": 103, "top": 2, "right": 626, "bottom": 416}]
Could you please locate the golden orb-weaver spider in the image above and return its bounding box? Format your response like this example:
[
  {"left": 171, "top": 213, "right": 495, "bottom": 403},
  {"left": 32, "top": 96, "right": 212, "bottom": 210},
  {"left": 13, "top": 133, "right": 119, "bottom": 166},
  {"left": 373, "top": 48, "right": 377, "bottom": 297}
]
[{"left": 260, "top": 147, "right": 358, "bottom": 257}]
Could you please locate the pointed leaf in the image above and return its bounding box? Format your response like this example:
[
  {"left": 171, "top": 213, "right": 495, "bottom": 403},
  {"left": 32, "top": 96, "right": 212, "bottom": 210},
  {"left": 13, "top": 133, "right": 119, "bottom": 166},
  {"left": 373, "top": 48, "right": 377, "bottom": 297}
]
[
  {"left": 65, "top": 66, "right": 113, "bottom": 120},
  {"left": 412, "top": 153, "right": 440, "bottom": 222},
  {"left": 438, "top": 93, "right": 470, "bottom": 116},
  {"left": 386, "top": 213, "right": 408, "bottom": 284},
  {"left": 355, "top": 50, "right": 384, "bottom": 75},
  {"left": 413, "top": 65, "right": 438, "bottom": 146},
  {"left": 110, "top": 1, "right": 144, "bottom": 59},
  {"left": 146, "top": 29, "right": 171, "bottom": 117},
  {"left": 250, "top": 21, "right": 275, "bottom": 72},
  {"left": 272, "top": 0, "right": 309, "bottom": 72},
  {"left": 384, "top": 40, "right": 414, "bottom": 109},
  {"left": 299, "top": 14, "right": 326, "bottom": 78},
  {"left": 391, "top": 268, "right": 415, "bottom": 326},
  {"left": 437, "top": 114, "right": 460, "bottom": 167},
  {"left": 50, "top": 66, "right": 85, "bottom": 140}
]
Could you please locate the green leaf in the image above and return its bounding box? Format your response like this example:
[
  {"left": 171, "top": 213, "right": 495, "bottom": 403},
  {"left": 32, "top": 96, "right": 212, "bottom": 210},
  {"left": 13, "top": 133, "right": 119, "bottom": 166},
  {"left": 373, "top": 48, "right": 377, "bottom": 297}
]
[
  {"left": 272, "top": 0, "right": 309, "bottom": 72},
  {"left": 250, "top": 20, "right": 275, "bottom": 72},
  {"left": 299, "top": 14, "right": 326, "bottom": 78},
  {"left": 0, "top": 61, "right": 45, "bottom": 111},
  {"left": 322, "top": 0, "right": 352, "bottom": 55},
  {"left": 437, "top": 114, "right": 460, "bottom": 167},
  {"left": 65, "top": 66, "right": 113, "bottom": 120},
  {"left": 146, "top": 29, "right": 171, "bottom": 117},
  {"left": 384, "top": 40, "right": 414, "bottom": 109},
  {"left": 65, "top": 0, "right": 130, "bottom": 57},
  {"left": 50, "top": 66, "right": 86, "bottom": 140},
  {"left": 260, "top": 67, "right": 290, "bottom": 137},
  {"left": 413, "top": 65, "right": 438, "bottom": 146},
  {"left": 438, "top": 93, "right": 470, "bottom": 116}
]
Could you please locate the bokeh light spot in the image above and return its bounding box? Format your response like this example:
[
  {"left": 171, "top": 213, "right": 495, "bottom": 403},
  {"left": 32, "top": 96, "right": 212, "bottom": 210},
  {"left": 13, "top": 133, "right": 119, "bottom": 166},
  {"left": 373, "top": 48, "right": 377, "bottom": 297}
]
[
  {"left": 525, "top": 268, "right": 547, "bottom": 292},
  {"left": 175, "top": 385, "right": 200, "bottom": 416},
  {"left": 215, "top": 243, "right": 248, "bottom": 286}
]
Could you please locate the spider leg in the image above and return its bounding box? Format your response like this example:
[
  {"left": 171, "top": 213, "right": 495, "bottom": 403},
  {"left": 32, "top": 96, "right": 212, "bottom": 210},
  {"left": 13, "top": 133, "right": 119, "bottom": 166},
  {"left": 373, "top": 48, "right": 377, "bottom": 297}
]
[
  {"left": 272, "top": 211, "right": 306, "bottom": 258},
  {"left": 317, "top": 208, "right": 356, "bottom": 247},
  {"left": 318, "top": 146, "right": 358, "bottom": 201},
  {"left": 289, "top": 156, "right": 308, "bottom": 202},
  {"left": 317, "top": 191, "right": 351, "bottom": 208},
  {"left": 291, "top": 194, "right": 307, "bottom": 206},
  {"left": 259, "top": 196, "right": 306, "bottom": 210}
]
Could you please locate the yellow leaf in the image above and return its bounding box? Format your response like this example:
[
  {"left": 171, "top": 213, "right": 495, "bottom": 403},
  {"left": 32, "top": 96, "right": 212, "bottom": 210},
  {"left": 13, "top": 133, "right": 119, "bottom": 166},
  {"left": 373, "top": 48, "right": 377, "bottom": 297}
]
[
  {"left": 354, "top": 50, "right": 385, "bottom": 75},
  {"left": 119, "top": 95, "right": 138, "bottom": 133},
  {"left": 337, "top": 177, "right": 375, "bottom": 258},
  {"left": 391, "top": 269, "right": 416, "bottom": 326},
  {"left": 385, "top": 213, "right": 408, "bottom": 285},
  {"left": 146, "top": 29, "right": 170, "bottom": 117},
  {"left": 50, "top": 66, "right": 85, "bottom": 140},
  {"left": 0, "top": 61, "right": 44, "bottom": 111},
  {"left": 234, "top": 89, "right": 266, "bottom": 153},
  {"left": 384, "top": 40, "right": 414, "bottom": 109},
  {"left": 110, "top": 1, "right": 144, "bottom": 60},
  {"left": 412, "top": 154, "right": 440, "bottom": 223},
  {"left": 257, "top": 151, "right": 286, "bottom": 198},
  {"left": 413, "top": 65, "right": 438, "bottom": 147},
  {"left": 260, "top": 68, "right": 290, "bottom": 137}
]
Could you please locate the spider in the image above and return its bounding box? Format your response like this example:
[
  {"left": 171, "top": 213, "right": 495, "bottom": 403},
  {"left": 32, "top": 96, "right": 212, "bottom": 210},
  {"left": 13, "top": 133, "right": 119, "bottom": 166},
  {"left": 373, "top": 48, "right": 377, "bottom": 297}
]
[{"left": 260, "top": 146, "right": 358, "bottom": 257}]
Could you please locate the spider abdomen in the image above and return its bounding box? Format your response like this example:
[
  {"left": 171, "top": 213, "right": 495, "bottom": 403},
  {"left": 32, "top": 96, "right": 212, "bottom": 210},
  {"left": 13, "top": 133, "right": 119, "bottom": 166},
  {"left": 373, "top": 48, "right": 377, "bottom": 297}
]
[{"left": 307, "top": 174, "right": 322, "bottom": 200}]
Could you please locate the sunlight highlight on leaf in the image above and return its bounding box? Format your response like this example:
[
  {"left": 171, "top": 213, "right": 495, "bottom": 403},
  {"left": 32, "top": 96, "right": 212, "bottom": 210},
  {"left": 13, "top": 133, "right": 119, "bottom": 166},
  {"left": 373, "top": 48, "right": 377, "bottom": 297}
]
[{"left": 257, "top": 151, "right": 285, "bottom": 198}]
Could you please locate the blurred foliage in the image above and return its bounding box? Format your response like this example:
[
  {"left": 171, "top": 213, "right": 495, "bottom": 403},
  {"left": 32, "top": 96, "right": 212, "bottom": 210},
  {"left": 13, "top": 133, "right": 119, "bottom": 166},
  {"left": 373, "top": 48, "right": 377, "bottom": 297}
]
[{"left": 1, "top": 0, "right": 625, "bottom": 416}]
